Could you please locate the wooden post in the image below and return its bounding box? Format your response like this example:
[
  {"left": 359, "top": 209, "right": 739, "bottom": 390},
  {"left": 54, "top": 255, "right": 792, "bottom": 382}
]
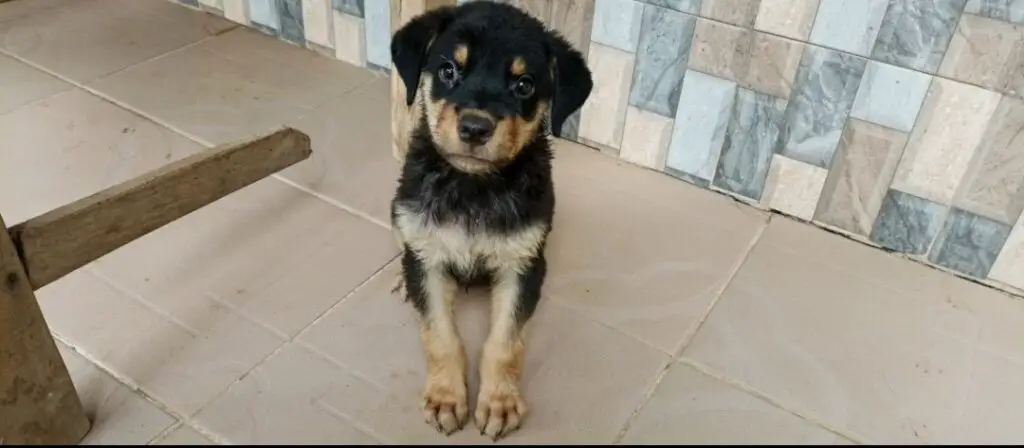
[{"left": 0, "top": 213, "right": 90, "bottom": 445}]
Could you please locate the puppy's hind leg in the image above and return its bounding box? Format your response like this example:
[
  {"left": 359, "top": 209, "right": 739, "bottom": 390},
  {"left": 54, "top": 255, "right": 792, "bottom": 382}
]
[
  {"left": 475, "top": 255, "right": 545, "bottom": 440},
  {"left": 402, "top": 250, "right": 469, "bottom": 435}
]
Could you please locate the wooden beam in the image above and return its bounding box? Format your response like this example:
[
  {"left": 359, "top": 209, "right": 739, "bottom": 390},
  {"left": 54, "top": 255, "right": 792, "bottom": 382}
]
[
  {"left": 0, "top": 215, "right": 90, "bottom": 445},
  {"left": 8, "top": 127, "right": 312, "bottom": 290}
]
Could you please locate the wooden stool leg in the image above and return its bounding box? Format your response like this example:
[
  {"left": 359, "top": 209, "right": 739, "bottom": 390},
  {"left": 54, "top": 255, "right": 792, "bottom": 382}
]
[{"left": 0, "top": 214, "right": 90, "bottom": 445}]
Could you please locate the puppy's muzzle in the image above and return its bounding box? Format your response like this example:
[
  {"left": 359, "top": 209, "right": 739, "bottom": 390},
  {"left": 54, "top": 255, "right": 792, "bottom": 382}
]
[{"left": 457, "top": 114, "right": 495, "bottom": 145}]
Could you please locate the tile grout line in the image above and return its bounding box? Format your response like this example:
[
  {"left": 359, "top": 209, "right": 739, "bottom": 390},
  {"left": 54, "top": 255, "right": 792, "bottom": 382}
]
[
  {"left": 146, "top": 421, "right": 183, "bottom": 445},
  {"left": 678, "top": 357, "right": 867, "bottom": 445},
  {"left": 611, "top": 214, "right": 772, "bottom": 443}
]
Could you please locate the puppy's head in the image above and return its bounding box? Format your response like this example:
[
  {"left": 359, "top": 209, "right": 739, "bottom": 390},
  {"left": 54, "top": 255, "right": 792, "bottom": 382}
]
[{"left": 391, "top": 2, "right": 593, "bottom": 174}]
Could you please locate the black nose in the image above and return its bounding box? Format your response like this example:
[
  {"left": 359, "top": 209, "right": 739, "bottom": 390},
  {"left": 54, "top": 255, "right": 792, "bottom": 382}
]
[{"left": 457, "top": 115, "right": 495, "bottom": 144}]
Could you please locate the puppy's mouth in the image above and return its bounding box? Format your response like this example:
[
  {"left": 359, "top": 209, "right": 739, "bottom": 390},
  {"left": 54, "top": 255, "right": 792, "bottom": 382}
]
[{"left": 443, "top": 153, "right": 496, "bottom": 173}]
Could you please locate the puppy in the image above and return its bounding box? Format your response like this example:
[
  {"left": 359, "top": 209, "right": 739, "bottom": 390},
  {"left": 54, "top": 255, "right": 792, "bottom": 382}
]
[{"left": 388, "top": 1, "right": 592, "bottom": 440}]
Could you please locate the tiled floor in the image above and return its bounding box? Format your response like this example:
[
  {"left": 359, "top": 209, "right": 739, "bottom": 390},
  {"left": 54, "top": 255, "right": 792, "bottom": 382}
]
[{"left": 3, "top": 0, "right": 1024, "bottom": 444}]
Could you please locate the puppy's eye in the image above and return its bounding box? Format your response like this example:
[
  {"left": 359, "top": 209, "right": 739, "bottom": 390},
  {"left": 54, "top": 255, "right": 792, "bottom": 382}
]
[
  {"left": 512, "top": 75, "right": 535, "bottom": 99},
  {"left": 438, "top": 60, "right": 460, "bottom": 86}
]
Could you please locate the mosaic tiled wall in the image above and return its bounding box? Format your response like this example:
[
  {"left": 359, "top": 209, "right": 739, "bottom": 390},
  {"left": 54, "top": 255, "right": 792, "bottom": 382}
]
[{"left": 176, "top": 0, "right": 1024, "bottom": 295}]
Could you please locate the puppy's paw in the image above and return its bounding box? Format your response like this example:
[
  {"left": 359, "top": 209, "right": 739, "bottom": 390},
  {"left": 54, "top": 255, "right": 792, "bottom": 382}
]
[
  {"left": 475, "top": 382, "right": 527, "bottom": 441},
  {"left": 423, "top": 375, "right": 469, "bottom": 435}
]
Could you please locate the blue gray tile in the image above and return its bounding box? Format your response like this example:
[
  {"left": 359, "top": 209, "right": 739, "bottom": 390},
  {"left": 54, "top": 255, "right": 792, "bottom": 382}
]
[
  {"left": 850, "top": 61, "right": 932, "bottom": 133},
  {"left": 869, "top": 189, "right": 946, "bottom": 255},
  {"left": 560, "top": 110, "right": 582, "bottom": 140},
  {"left": 591, "top": 0, "right": 645, "bottom": 52},
  {"left": 965, "top": 0, "right": 1024, "bottom": 24},
  {"left": 928, "top": 208, "right": 1013, "bottom": 277},
  {"left": 666, "top": 70, "right": 737, "bottom": 183},
  {"left": 638, "top": 0, "right": 702, "bottom": 13},
  {"left": 249, "top": 0, "right": 281, "bottom": 32},
  {"left": 363, "top": 0, "right": 391, "bottom": 68},
  {"left": 666, "top": 167, "right": 712, "bottom": 188},
  {"left": 332, "top": 0, "right": 363, "bottom": 17},
  {"left": 628, "top": 5, "right": 697, "bottom": 117},
  {"left": 809, "top": 0, "right": 888, "bottom": 56},
  {"left": 278, "top": 0, "right": 304, "bottom": 44},
  {"left": 179, "top": 0, "right": 200, "bottom": 6},
  {"left": 871, "top": 0, "right": 968, "bottom": 73},
  {"left": 777, "top": 46, "right": 867, "bottom": 169},
  {"left": 712, "top": 88, "right": 788, "bottom": 201}
]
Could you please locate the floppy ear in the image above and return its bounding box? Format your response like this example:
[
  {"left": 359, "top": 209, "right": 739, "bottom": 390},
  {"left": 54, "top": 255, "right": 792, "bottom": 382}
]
[
  {"left": 547, "top": 35, "right": 593, "bottom": 138},
  {"left": 390, "top": 7, "right": 457, "bottom": 106}
]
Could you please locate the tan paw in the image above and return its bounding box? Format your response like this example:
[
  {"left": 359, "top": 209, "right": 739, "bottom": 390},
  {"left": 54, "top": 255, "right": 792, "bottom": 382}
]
[
  {"left": 423, "top": 377, "right": 469, "bottom": 435},
  {"left": 475, "top": 383, "right": 527, "bottom": 441}
]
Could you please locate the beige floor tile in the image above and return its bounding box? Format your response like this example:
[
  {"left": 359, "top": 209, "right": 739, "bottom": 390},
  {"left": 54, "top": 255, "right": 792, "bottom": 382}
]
[
  {"left": 90, "top": 176, "right": 398, "bottom": 338},
  {"left": 55, "top": 341, "right": 176, "bottom": 445},
  {"left": 90, "top": 27, "right": 375, "bottom": 145},
  {"left": 0, "top": 0, "right": 236, "bottom": 83},
  {"left": 545, "top": 139, "right": 768, "bottom": 353},
  {"left": 0, "top": 0, "right": 66, "bottom": 23},
  {"left": 0, "top": 88, "right": 204, "bottom": 224},
  {"left": 0, "top": 53, "right": 70, "bottom": 115},
  {"left": 156, "top": 424, "right": 215, "bottom": 445},
  {"left": 621, "top": 362, "right": 844, "bottom": 444},
  {"left": 281, "top": 77, "right": 400, "bottom": 225},
  {"left": 39, "top": 269, "right": 285, "bottom": 416},
  {"left": 296, "top": 261, "right": 670, "bottom": 444},
  {"left": 684, "top": 216, "right": 1024, "bottom": 443}
]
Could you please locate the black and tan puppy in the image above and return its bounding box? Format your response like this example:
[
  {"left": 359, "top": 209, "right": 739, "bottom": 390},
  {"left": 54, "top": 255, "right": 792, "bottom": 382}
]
[{"left": 388, "top": 1, "right": 592, "bottom": 441}]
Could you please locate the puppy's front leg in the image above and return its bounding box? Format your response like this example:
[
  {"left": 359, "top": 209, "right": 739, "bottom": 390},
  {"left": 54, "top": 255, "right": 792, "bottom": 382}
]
[
  {"left": 476, "top": 255, "right": 545, "bottom": 440},
  {"left": 403, "top": 250, "right": 469, "bottom": 434}
]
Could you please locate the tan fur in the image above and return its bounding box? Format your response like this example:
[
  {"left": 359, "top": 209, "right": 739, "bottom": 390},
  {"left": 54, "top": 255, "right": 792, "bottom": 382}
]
[
  {"left": 419, "top": 267, "right": 469, "bottom": 434},
  {"left": 475, "top": 271, "right": 528, "bottom": 439},
  {"left": 454, "top": 44, "right": 469, "bottom": 66},
  {"left": 510, "top": 56, "right": 527, "bottom": 76}
]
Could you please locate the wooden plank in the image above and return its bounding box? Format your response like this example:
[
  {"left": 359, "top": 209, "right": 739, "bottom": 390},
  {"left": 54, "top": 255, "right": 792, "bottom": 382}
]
[
  {"left": 9, "top": 127, "right": 312, "bottom": 290},
  {"left": 0, "top": 215, "right": 90, "bottom": 445}
]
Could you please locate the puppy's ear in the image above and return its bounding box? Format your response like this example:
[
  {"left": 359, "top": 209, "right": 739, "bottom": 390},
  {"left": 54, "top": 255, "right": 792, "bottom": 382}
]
[
  {"left": 547, "top": 35, "right": 593, "bottom": 138},
  {"left": 390, "top": 7, "right": 457, "bottom": 106}
]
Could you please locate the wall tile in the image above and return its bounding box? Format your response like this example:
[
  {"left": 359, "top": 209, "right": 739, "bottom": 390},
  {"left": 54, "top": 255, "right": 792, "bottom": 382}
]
[
  {"left": 850, "top": 61, "right": 932, "bottom": 133},
  {"left": 332, "top": 0, "right": 363, "bottom": 17},
  {"left": 871, "top": 0, "right": 968, "bottom": 73},
  {"left": 549, "top": 0, "right": 596, "bottom": 57},
  {"left": 1006, "top": 39, "right": 1024, "bottom": 98},
  {"left": 762, "top": 154, "right": 829, "bottom": 220},
  {"left": 965, "top": 0, "right": 1024, "bottom": 25},
  {"left": 180, "top": 0, "right": 200, "bottom": 6},
  {"left": 809, "top": 0, "right": 888, "bottom": 56},
  {"left": 891, "top": 78, "right": 1000, "bottom": 205},
  {"left": 629, "top": 5, "right": 697, "bottom": 117},
  {"left": 249, "top": 0, "right": 280, "bottom": 32},
  {"left": 869, "top": 189, "right": 946, "bottom": 255},
  {"left": 514, "top": 0, "right": 552, "bottom": 22},
  {"left": 689, "top": 20, "right": 804, "bottom": 99},
  {"left": 560, "top": 110, "right": 582, "bottom": 140},
  {"left": 363, "top": 0, "right": 391, "bottom": 68},
  {"left": 666, "top": 70, "right": 737, "bottom": 183},
  {"left": 303, "top": 0, "right": 334, "bottom": 48},
  {"left": 199, "top": 0, "right": 223, "bottom": 10},
  {"left": 778, "top": 46, "right": 867, "bottom": 169},
  {"left": 701, "top": 0, "right": 761, "bottom": 28},
  {"left": 620, "top": 106, "right": 675, "bottom": 169},
  {"left": 940, "top": 14, "right": 1024, "bottom": 94},
  {"left": 815, "top": 119, "right": 907, "bottom": 236},
  {"left": 953, "top": 96, "right": 1024, "bottom": 224},
  {"left": 990, "top": 213, "right": 1024, "bottom": 289},
  {"left": 579, "top": 43, "right": 636, "bottom": 149},
  {"left": 224, "top": 0, "right": 248, "bottom": 23},
  {"left": 929, "top": 208, "right": 1013, "bottom": 278},
  {"left": 712, "top": 88, "right": 788, "bottom": 201},
  {"left": 333, "top": 9, "right": 366, "bottom": 66},
  {"left": 754, "top": 0, "right": 820, "bottom": 40},
  {"left": 278, "top": 0, "right": 305, "bottom": 44},
  {"left": 638, "top": 0, "right": 701, "bottom": 14},
  {"left": 591, "top": 0, "right": 645, "bottom": 52}
]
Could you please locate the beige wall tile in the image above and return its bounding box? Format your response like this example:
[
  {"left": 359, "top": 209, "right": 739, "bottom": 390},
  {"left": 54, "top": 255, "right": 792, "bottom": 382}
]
[
  {"left": 762, "top": 154, "right": 828, "bottom": 220},
  {"left": 991, "top": 214, "right": 1024, "bottom": 290},
  {"left": 619, "top": 106, "right": 674, "bottom": 170},
  {"left": 302, "top": 0, "right": 333, "bottom": 48},
  {"left": 578, "top": 43, "right": 634, "bottom": 149},
  {"left": 550, "top": 0, "right": 595, "bottom": 57},
  {"left": 332, "top": 10, "right": 366, "bottom": 66},
  {"left": 515, "top": 0, "right": 551, "bottom": 22},
  {"left": 814, "top": 119, "right": 908, "bottom": 236},
  {"left": 689, "top": 19, "right": 745, "bottom": 82},
  {"left": 953, "top": 96, "right": 1024, "bottom": 224},
  {"left": 940, "top": 14, "right": 1024, "bottom": 92},
  {"left": 223, "top": 0, "right": 247, "bottom": 24},
  {"left": 701, "top": 0, "right": 760, "bottom": 28},
  {"left": 689, "top": 19, "right": 804, "bottom": 98},
  {"left": 754, "top": 0, "right": 820, "bottom": 40},
  {"left": 199, "top": 0, "right": 224, "bottom": 10},
  {"left": 892, "top": 78, "right": 1001, "bottom": 205}
]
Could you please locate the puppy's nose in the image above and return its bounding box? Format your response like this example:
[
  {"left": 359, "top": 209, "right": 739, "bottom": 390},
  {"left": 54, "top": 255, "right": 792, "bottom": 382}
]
[{"left": 457, "top": 115, "right": 495, "bottom": 144}]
